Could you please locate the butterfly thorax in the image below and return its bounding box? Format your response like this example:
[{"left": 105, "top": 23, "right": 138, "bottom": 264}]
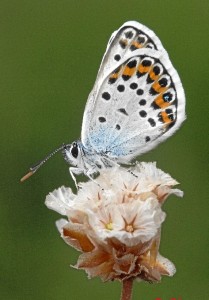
[{"left": 62, "top": 140, "right": 117, "bottom": 177}]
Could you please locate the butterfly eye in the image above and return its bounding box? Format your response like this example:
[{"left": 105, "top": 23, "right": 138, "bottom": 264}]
[{"left": 71, "top": 143, "right": 79, "bottom": 158}]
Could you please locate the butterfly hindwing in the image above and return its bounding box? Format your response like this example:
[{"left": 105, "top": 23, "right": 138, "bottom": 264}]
[
  {"left": 81, "top": 22, "right": 185, "bottom": 163},
  {"left": 81, "top": 21, "right": 168, "bottom": 146}
]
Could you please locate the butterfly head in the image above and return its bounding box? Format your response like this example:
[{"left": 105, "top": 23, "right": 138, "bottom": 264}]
[
  {"left": 62, "top": 141, "right": 82, "bottom": 167},
  {"left": 20, "top": 141, "right": 83, "bottom": 182}
]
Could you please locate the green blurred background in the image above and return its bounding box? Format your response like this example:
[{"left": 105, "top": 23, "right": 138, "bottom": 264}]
[{"left": 1, "top": 0, "right": 208, "bottom": 299}]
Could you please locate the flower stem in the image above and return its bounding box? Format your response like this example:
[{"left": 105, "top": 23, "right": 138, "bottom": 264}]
[{"left": 120, "top": 278, "right": 134, "bottom": 300}]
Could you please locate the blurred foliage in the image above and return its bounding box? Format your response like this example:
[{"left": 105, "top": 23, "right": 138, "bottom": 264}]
[{"left": 0, "top": 0, "right": 208, "bottom": 299}]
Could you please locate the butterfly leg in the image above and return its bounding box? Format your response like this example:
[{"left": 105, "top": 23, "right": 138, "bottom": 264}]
[
  {"left": 84, "top": 166, "right": 105, "bottom": 188},
  {"left": 69, "top": 167, "right": 83, "bottom": 189}
]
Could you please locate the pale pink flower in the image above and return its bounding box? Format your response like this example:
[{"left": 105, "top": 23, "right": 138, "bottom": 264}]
[{"left": 45, "top": 162, "right": 182, "bottom": 282}]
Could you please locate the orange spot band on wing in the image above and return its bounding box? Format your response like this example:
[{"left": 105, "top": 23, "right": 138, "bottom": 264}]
[
  {"left": 109, "top": 66, "right": 122, "bottom": 79},
  {"left": 149, "top": 69, "right": 160, "bottom": 81},
  {"left": 152, "top": 82, "right": 167, "bottom": 93},
  {"left": 123, "top": 66, "right": 136, "bottom": 77},
  {"left": 161, "top": 111, "right": 172, "bottom": 124},
  {"left": 154, "top": 95, "right": 171, "bottom": 109},
  {"left": 131, "top": 41, "right": 142, "bottom": 49},
  {"left": 138, "top": 65, "right": 151, "bottom": 74},
  {"left": 119, "top": 39, "right": 128, "bottom": 48},
  {"left": 110, "top": 73, "right": 119, "bottom": 79}
]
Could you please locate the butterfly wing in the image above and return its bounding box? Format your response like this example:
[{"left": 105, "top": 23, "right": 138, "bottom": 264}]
[
  {"left": 95, "top": 21, "right": 167, "bottom": 83},
  {"left": 81, "top": 22, "right": 185, "bottom": 162},
  {"left": 81, "top": 21, "right": 168, "bottom": 144}
]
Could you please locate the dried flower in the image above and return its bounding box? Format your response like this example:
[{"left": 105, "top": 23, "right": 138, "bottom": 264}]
[{"left": 45, "top": 162, "right": 183, "bottom": 283}]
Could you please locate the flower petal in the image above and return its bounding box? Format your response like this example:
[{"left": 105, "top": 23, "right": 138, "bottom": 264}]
[{"left": 45, "top": 186, "right": 75, "bottom": 215}]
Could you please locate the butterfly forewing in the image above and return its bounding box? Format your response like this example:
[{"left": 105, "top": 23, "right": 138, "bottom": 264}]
[{"left": 96, "top": 21, "right": 166, "bottom": 82}]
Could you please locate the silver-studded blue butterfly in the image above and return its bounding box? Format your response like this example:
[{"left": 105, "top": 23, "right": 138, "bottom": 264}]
[{"left": 21, "top": 21, "right": 186, "bottom": 184}]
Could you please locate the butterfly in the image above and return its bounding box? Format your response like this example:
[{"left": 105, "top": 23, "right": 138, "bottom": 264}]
[{"left": 21, "top": 21, "right": 186, "bottom": 184}]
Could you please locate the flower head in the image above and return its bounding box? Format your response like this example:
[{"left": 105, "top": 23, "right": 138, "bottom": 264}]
[{"left": 46, "top": 162, "right": 182, "bottom": 282}]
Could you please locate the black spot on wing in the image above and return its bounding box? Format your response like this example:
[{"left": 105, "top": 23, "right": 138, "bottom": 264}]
[
  {"left": 117, "top": 85, "right": 125, "bottom": 92},
  {"left": 119, "top": 39, "right": 127, "bottom": 49},
  {"left": 163, "top": 92, "right": 173, "bottom": 102},
  {"left": 125, "top": 31, "right": 134, "bottom": 39},
  {"left": 136, "top": 89, "right": 144, "bottom": 96},
  {"left": 148, "top": 118, "right": 156, "bottom": 127},
  {"left": 127, "top": 60, "right": 137, "bottom": 68},
  {"left": 159, "top": 77, "right": 168, "bottom": 87},
  {"left": 118, "top": 108, "right": 128, "bottom": 116},
  {"left": 130, "top": 82, "right": 138, "bottom": 89},
  {"left": 130, "top": 44, "right": 138, "bottom": 51},
  {"left": 149, "top": 87, "right": 159, "bottom": 95},
  {"left": 137, "top": 36, "right": 145, "bottom": 44},
  {"left": 165, "top": 109, "right": 175, "bottom": 121},
  {"left": 146, "top": 75, "right": 154, "bottom": 84},
  {"left": 108, "top": 77, "right": 117, "bottom": 84},
  {"left": 158, "top": 112, "right": 163, "bottom": 123},
  {"left": 114, "top": 54, "right": 121, "bottom": 61},
  {"left": 153, "top": 65, "right": 161, "bottom": 75},
  {"left": 98, "top": 117, "right": 106, "bottom": 123},
  {"left": 136, "top": 71, "right": 144, "bottom": 78},
  {"left": 142, "top": 60, "right": 152, "bottom": 67},
  {"left": 146, "top": 43, "right": 154, "bottom": 49},
  {"left": 122, "top": 75, "right": 131, "bottom": 81},
  {"left": 139, "top": 110, "right": 147, "bottom": 118},
  {"left": 102, "top": 92, "right": 111, "bottom": 100},
  {"left": 139, "top": 99, "right": 146, "bottom": 106}
]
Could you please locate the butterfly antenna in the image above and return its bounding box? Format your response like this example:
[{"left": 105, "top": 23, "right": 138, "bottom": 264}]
[{"left": 20, "top": 144, "right": 67, "bottom": 182}]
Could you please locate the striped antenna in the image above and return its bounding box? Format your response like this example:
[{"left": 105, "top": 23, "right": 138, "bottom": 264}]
[{"left": 20, "top": 144, "right": 68, "bottom": 182}]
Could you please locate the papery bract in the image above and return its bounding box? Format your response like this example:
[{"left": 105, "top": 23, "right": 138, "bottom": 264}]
[{"left": 46, "top": 162, "right": 182, "bottom": 282}]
